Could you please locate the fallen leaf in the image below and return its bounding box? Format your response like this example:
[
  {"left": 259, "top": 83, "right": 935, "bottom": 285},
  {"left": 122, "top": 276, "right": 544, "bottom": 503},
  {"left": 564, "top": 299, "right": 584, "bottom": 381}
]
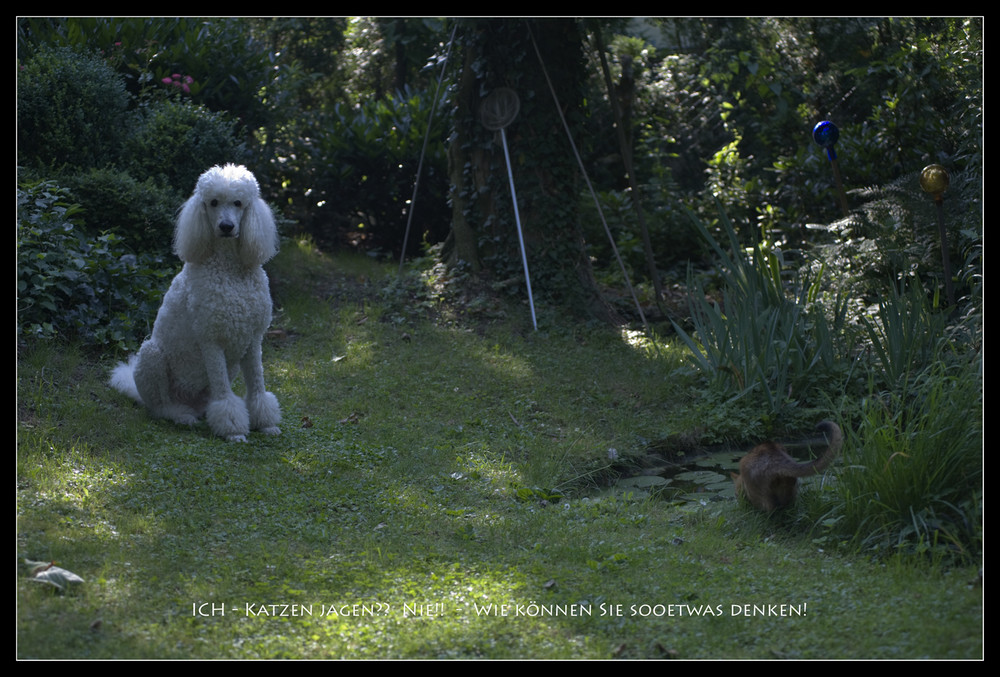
[{"left": 30, "top": 564, "right": 85, "bottom": 592}]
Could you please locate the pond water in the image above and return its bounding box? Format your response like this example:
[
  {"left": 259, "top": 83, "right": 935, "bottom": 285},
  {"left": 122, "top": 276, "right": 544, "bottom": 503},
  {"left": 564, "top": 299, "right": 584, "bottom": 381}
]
[{"left": 609, "top": 447, "right": 742, "bottom": 506}]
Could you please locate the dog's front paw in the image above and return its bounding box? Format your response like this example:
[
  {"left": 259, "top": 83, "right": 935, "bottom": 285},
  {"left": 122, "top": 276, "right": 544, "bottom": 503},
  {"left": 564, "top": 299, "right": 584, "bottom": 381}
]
[
  {"left": 248, "top": 391, "right": 281, "bottom": 431},
  {"left": 206, "top": 393, "right": 250, "bottom": 441}
]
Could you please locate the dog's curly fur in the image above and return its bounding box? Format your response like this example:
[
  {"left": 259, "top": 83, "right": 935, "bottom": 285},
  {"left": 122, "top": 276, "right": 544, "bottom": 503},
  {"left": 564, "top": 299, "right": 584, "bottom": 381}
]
[{"left": 110, "top": 164, "right": 281, "bottom": 442}]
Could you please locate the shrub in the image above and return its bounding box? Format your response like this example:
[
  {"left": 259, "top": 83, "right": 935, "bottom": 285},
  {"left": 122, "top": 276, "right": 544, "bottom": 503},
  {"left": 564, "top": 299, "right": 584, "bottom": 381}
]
[
  {"left": 17, "top": 180, "right": 175, "bottom": 351},
  {"left": 125, "top": 98, "right": 249, "bottom": 194},
  {"left": 811, "top": 167, "right": 982, "bottom": 316},
  {"left": 17, "top": 46, "right": 131, "bottom": 171},
  {"left": 299, "top": 87, "right": 450, "bottom": 254},
  {"left": 59, "top": 167, "right": 181, "bottom": 256},
  {"left": 17, "top": 18, "right": 278, "bottom": 135}
]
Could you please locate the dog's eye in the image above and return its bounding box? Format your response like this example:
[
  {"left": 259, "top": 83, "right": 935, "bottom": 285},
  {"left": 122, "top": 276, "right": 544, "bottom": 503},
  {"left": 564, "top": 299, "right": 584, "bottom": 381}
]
[
  {"left": 210, "top": 199, "right": 219, "bottom": 207},
  {"left": 234, "top": 201, "right": 242, "bottom": 207}
]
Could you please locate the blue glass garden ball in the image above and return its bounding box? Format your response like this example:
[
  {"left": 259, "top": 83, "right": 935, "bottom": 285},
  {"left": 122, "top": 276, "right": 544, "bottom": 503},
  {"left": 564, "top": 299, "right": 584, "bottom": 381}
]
[{"left": 813, "top": 121, "right": 839, "bottom": 148}]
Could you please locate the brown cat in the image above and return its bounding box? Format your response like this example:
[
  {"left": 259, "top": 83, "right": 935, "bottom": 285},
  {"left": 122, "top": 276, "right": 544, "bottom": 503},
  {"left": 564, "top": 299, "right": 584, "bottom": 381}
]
[{"left": 732, "top": 421, "right": 842, "bottom": 512}]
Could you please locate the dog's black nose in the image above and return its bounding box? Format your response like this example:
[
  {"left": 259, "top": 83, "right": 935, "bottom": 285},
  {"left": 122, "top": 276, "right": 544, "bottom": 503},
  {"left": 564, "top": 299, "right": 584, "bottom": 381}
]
[{"left": 219, "top": 222, "right": 235, "bottom": 235}]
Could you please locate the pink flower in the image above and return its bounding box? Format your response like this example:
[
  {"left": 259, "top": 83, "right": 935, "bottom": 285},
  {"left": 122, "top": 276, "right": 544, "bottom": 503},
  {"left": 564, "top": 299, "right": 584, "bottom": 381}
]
[{"left": 161, "top": 72, "right": 195, "bottom": 94}]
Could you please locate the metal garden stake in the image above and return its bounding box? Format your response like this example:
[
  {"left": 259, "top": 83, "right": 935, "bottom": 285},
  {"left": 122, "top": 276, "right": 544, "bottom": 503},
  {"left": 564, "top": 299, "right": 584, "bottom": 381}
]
[
  {"left": 481, "top": 87, "right": 537, "bottom": 330},
  {"left": 920, "top": 163, "right": 955, "bottom": 307}
]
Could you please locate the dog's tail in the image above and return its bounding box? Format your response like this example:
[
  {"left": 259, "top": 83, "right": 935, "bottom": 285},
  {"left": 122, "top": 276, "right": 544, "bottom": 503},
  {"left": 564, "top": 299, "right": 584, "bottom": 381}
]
[{"left": 109, "top": 355, "right": 143, "bottom": 403}]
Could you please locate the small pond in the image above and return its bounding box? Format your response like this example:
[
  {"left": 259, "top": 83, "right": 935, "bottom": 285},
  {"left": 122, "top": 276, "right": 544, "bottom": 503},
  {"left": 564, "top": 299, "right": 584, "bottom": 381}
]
[
  {"left": 608, "top": 447, "right": 742, "bottom": 506},
  {"left": 605, "top": 435, "right": 833, "bottom": 507}
]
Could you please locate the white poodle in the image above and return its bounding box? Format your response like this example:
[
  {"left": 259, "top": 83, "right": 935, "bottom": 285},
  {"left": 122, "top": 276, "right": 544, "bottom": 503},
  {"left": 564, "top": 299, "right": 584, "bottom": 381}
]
[{"left": 110, "top": 164, "right": 282, "bottom": 442}]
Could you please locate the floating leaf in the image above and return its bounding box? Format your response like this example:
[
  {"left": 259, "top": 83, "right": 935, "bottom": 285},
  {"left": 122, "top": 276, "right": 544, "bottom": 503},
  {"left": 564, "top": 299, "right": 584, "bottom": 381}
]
[
  {"left": 616, "top": 475, "right": 672, "bottom": 489},
  {"left": 673, "top": 470, "right": 727, "bottom": 485},
  {"left": 707, "top": 479, "right": 736, "bottom": 494}
]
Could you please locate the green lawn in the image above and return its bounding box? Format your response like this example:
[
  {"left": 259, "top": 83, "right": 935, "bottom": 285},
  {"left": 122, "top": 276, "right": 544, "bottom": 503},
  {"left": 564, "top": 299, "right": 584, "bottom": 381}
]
[{"left": 16, "top": 243, "right": 983, "bottom": 659}]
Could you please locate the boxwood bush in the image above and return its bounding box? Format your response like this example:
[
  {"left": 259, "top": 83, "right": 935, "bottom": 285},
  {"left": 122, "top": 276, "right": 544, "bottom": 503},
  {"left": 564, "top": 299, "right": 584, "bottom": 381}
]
[
  {"left": 124, "top": 98, "right": 249, "bottom": 194},
  {"left": 59, "top": 167, "right": 181, "bottom": 257},
  {"left": 17, "top": 46, "right": 131, "bottom": 171}
]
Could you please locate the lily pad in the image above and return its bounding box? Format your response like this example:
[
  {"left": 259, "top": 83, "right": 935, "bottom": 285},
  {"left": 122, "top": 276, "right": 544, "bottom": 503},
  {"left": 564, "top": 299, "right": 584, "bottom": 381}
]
[
  {"left": 695, "top": 452, "right": 741, "bottom": 471},
  {"left": 616, "top": 475, "right": 672, "bottom": 489},
  {"left": 673, "top": 469, "right": 727, "bottom": 485}
]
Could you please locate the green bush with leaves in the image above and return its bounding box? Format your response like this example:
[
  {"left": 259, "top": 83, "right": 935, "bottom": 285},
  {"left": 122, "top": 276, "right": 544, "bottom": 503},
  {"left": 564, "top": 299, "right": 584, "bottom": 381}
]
[
  {"left": 17, "top": 46, "right": 131, "bottom": 171},
  {"left": 811, "top": 167, "right": 982, "bottom": 316},
  {"left": 125, "top": 98, "right": 249, "bottom": 194},
  {"left": 18, "top": 18, "right": 278, "bottom": 136},
  {"left": 17, "top": 181, "right": 174, "bottom": 351},
  {"left": 624, "top": 18, "right": 981, "bottom": 258},
  {"left": 59, "top": 167, "right": 181, "bottom": 257},
  {"left": 302, "top": 87, "right": 450, "bottom": 253}
]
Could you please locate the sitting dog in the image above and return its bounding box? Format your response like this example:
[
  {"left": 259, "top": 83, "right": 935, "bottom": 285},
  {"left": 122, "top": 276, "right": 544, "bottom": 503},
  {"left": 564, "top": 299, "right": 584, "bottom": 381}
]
[{"left": 110, "top": 164, "right": 281, "bottom": 441}]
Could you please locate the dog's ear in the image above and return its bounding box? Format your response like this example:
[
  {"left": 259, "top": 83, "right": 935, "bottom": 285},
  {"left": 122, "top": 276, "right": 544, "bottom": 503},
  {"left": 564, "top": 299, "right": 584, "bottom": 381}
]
[
  {"left": 238, "top": 197, "right": 279, "bottom": 267},
  {"left": 173, "top": 194, "right": 215, "bottom": 263}
]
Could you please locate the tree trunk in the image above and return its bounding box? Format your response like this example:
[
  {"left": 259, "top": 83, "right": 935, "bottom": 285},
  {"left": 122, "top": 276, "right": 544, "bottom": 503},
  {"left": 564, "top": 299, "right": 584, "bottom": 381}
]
[{"left": 446, "top": 18, "right": 619, "bottom": 323}]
